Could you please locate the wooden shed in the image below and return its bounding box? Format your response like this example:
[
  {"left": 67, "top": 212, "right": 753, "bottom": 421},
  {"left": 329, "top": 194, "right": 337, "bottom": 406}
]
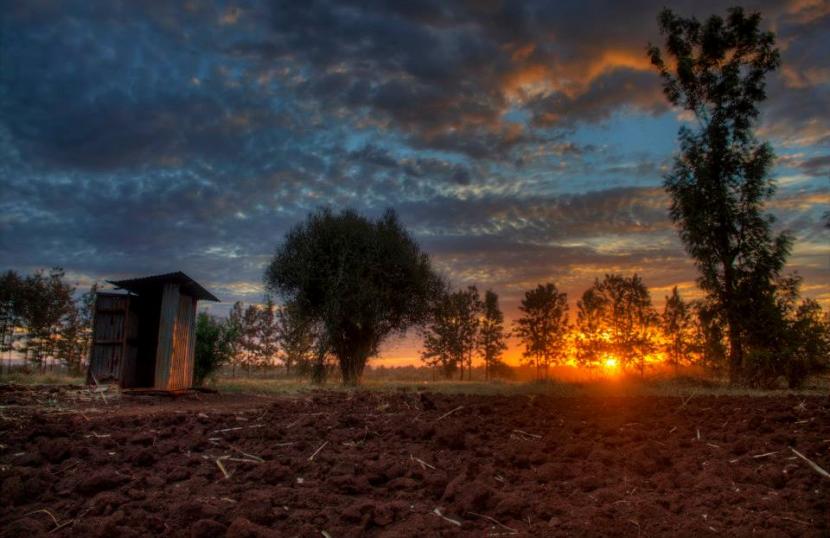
[{"left": 87, "top": 272, "right": 219, "bottom": 391}]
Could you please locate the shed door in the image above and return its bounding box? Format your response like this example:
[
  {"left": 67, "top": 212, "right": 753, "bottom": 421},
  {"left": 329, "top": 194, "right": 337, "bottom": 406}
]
[{"left": 87, "top": 295, "right": 129, "bottom": 383}]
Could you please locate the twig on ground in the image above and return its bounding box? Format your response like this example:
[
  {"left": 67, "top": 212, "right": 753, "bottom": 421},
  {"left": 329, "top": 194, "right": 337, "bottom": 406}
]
[
  {"left": 26, "top": 509, "right": 59, "bottom": 527},
  {"left": 229, "top": 445, "right": 264, "bottom": 462},
  {"left": 308, "top": 441, "right": 329, "bottom": 462},
  {"left": 211, "top": 424, "right": 263, "bottom": 434},
  {"left": 512, "top": 429, "right": 542, "bottom": 439},
  {"left": 432, "top": 507, "right": 461, "bottom": 527},
  {"left": 790, "top": 447, "right": 830, "bottom": 479},
  {"left": 752, "top": 451, "right": 779, "bottom": 459},
  {"left": 467, "top": 512, "right": 518, "bottom": 534},
  {"left": 436, "top": 406, "right": 464, "bottom": 421},
  {"left": 410, "top": 454, "right": 436, "bottom": 470},
  {"left": 216, "top": 457, "right": 232, "bottom": 479}
]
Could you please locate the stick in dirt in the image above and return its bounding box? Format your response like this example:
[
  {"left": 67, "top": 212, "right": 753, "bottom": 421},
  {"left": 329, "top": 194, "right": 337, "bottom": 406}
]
[
  {"left": 790, "top": 447, "right": 830, "bottom": 479},
  {"left": 436, "top": 406, "right": 464, "bottom": 421},
  {"left": 308, "top": 441, "right": 329, "bottom": 462}
]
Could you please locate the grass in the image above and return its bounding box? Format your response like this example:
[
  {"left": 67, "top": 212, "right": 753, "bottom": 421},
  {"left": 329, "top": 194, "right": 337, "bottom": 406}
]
[
  {"left": 0, "top": 371, "right": 85, "bottom": 386},
  {"left": 2, "top": 370, "right": 827, "bottom": 398}
]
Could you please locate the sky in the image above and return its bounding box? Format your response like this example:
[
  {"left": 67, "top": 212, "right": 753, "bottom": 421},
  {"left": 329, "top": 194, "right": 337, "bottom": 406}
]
[{"left": 1, "top": 0, "right": 828, "bottom": 366}]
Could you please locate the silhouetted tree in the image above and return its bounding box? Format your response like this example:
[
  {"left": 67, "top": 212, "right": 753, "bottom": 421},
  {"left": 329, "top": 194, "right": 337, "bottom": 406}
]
[
  {"left": 514, "top": 283, "right": 569, "bottom": 380},
  {"left": 240, "top": 304, "right": 261, "bottom": 375},
  {"left": 257, "top": 295, "right": 281, "bottom": 371},
  {"left": 477, "top": 290, "right": 508, "bottom": 380},
  {"left": 276, "top": 302, "right": 317, "bottom": 376},
  {"left": 226, "top": 301, "right": 245, "bottom": 377},
  {"left": 0, "top": 271, "right": 24, "bottom": 358},
  {"left": 784, "top": 299, "right": 830, "bottom": 388},
  {"left": 591, "top": 274, "right": 658, "bottom": 377},
  {"left": 194, "top": 312, "right": 236, "bottom": 386},
  {"left": 420, "top": 286, "right": 481, "bottom": 380},
  {"left": 265, "top": 209, "right": 441, "bottom": 385},
  {"left": 19, "top": 268, "right": 75, "bottom": 369},
  {"left": 574, "top": 287, "right": 607, "bottom": 369},
  {"left": 691, "top": 299, "right": 728, "bottom": 374},
  {"left": 649, "top": 7, "right": 790, "bottom": 384},
  {"left": 662, "top": 287, "right": 693, "bottom": 375}
]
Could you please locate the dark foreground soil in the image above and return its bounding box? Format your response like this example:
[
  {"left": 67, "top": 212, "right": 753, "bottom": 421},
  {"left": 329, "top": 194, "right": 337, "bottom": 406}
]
[{"left": 1, "top": 385, "right": 828, "bottom": 537}]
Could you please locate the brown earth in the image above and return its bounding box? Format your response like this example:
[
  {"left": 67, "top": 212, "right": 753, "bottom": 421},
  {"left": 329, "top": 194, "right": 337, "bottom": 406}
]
[{"left": 0, "top": 384, "right": 828, "bottom": 537}]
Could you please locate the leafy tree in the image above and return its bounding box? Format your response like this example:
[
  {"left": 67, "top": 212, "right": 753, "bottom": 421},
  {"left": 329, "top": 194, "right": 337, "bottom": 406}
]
[
  {"left": 690, "top": 299, "right": 728, "bottom": 374},
  {"left": 19, "top": 268, "right": 75, "bottom": 368},
  {"left": 514, "top": 283, "right": 569, "bottom": 380},
  {"left": 592, "top": 274, "right": 659, "bottom": 377},
  {"left": 0, "top": 270, "right": 24, "bottom": 357},
  {"left": 784, "top": 299, "right": 830, "bottom": 388},
  {"left": 420, "top": 286, "right": 481, "bottom": 380},
  {"left": 574, "top": 287, "right": 607, "bottom": 368},
  {"left": 240, "top": 304, "right": 262, "bottom": 375},
  {"left": 276, "top": 302, "right": 318, "bottom": 376},
  {"left": 662, "top": 287, "right": 693, "bottom": 375},
  {"left": 477, "top": 290, "right": 508, "bottom": 380},
  {"left": 226, "top": 301, "right": 245, "bottom": 377},
  {"left": 265, "top": 208, "right": 441, "bottom": 385},
  {"left": 256, "top": 295, "right": 281, "bottom": 370},
  {"left": 649, "top": 7, "right": 790, "bottom": 383},
  {"left": 194, "top": 312, "right": 236, "bottom": 386}
]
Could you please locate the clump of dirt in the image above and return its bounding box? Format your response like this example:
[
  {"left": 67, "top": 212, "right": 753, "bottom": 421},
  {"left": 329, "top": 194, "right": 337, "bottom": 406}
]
[{"left": 0, "top": 386, "right": 828, "bottom": 536}]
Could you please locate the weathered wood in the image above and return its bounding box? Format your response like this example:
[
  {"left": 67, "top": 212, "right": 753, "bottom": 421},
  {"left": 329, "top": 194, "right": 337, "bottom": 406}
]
[{"left": 87, "top": 294, "right": 129, "bottom": 383}]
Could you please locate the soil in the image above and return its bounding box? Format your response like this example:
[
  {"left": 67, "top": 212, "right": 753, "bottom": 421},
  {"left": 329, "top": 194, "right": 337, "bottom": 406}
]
[{"left": 0, "top": 384, "right": 828, "bottom": 537}]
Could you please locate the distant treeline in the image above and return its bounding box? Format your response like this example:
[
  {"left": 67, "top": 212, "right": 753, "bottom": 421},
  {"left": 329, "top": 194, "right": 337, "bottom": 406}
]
[{"left": 0, "top": 268, "right": 97, "bottom": 375}]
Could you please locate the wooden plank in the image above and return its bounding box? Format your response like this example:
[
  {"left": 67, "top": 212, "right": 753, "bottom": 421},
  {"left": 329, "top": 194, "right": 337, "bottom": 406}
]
[{"left": 154, "top": 283, "right": 180, "bottom": 390}]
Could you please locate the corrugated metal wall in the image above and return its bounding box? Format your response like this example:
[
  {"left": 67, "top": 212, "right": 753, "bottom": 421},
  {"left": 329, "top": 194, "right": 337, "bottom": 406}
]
[
  {"left": 167, "top": 294, "right": 196, "bottom": 390},
  {"left": 87, "top": 294, "right": 129, "bottom": 383},
  {"left": 154, "top": 283, "right": 179, "bottom": 389}
]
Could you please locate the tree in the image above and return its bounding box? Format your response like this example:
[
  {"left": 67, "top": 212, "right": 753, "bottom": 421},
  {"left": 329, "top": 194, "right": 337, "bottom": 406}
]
[
  {"left": 514, "top": 283, "right": 568, "bottom": 380},
  {"left": 420, "top": 286, "right": 481, "bottom": 380},
  {"left": 194, "top": 312, "right": 236, "bottom": 386},
  {"left": 648, "top": 7, "right": 790, "bottom": 384},
  {"left": 784, "top": 299, "right": 830, "bottom": 389},
  {"left": 477, "top": 290, "right": 508, "bottom": 380},
  {"left": 19, "top": 268, "right": 75, "bottom": 369},
  {"left": 256, "top": 295, "right": 281, "bottom": 371},
  {"left": 574, "top": 287, "right": 607, "bottom": 369},
  {"left": 226, "top": 301, "right": 245, "bottom": 377},
  {"left": 662, "top": 287, "right": 693, "bottom": 375},
  {"left": 690, "top": 299, "right": 728, "bottom": 374},
  {"left": 239, "top": 304, "right": 261, "bottom": 375},
  {"left": 589, "top": 274, "right": 659, "bottom": 377},
  {"left": 265, "top": 208, "right": 442, "bottom": 385},
  {"left": 0, "top": 271, "right": 24, "bottom": 358},
  {"left": 276, "top": 302, "right": 318, "bottom": 376}
]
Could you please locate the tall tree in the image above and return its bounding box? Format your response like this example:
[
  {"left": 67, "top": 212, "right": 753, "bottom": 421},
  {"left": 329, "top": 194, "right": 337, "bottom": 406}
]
[
  {"left": 265, "top": 208, "right": 441, "bottom": 385},
  {"left": 591, "top": 274, "right": 658, "bottom": 377},
  {"left": 574, "top": 287, "right": 607, "bottom": 369},
  {"left": 662, "top": 287, "right": 693, "bottom": 375},
  {"left": 477, "top": 290, "right": 508, "bottom": 381},
  {"left": 514, "top": 283, "right": 568, "bottom": 380},
  {"left": 240, "top": 304, "right": 261, "bottom": 375},
  {"left": 257, "top": 295, "right": 281, "bottom": 371},
  {"left": 420, "top": 286, "right": 480, "bottom": 380},
  {"left": 226, "top": 301, "right": 245, "bottom": 377},
  {"left": 276, "top": 302, "right": 318, "bottom": 376},
  {"left": 0, "top": 271, "right": 24, "bottom": 358},
  {"left": 648, "top": 7, "right": 789, "bottom": 383}
]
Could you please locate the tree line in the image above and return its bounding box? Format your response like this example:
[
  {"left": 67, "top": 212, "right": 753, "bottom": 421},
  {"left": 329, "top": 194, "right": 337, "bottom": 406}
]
[
  {"left": 0, "top": 268, "right": 96, "bottom": 375},
  {"left": 419, "top": 273, "right": 829, "bottom": 387}
]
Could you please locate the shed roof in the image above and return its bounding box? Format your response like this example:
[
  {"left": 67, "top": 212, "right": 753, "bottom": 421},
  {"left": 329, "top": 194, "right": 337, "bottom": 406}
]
[{"left": 108, "top": 271, "right": 220, "bottom": 302}]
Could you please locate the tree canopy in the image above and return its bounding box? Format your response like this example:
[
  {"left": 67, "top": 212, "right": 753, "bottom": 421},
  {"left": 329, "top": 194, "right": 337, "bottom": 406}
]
[{"left": 265, "top": 208, "right": 441, "bottom": 385}]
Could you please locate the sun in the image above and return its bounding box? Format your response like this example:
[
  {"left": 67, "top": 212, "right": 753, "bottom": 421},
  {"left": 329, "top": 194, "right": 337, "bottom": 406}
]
[{"left": 603, "top": 356, "right": 619, "bottom": 372}]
